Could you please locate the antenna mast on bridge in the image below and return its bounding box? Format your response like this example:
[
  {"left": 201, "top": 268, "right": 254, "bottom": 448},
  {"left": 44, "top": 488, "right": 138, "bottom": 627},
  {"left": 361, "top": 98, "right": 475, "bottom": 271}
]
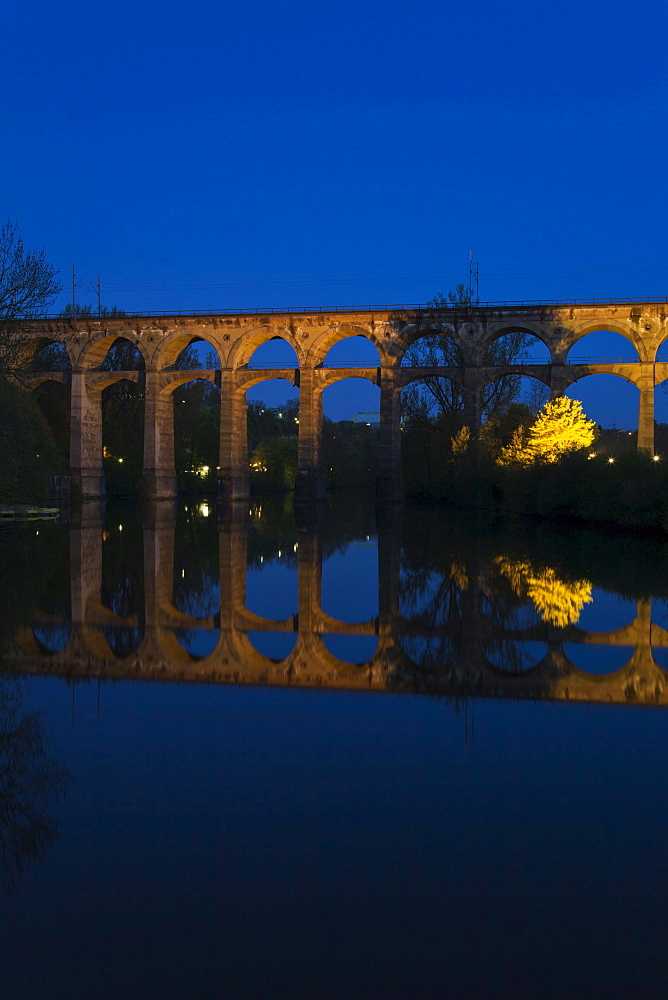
[{"left": 469, "top": 250, "right": 479, "bottom": 304}]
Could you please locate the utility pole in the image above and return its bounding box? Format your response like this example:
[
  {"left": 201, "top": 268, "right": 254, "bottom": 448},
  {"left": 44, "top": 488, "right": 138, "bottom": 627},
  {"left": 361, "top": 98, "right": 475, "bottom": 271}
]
[
  {"left": 96, "top": 275, "right": 101, "bottom": 315},
  {"left": 72, "top": 265, "right": 76, "bottom": 312}
]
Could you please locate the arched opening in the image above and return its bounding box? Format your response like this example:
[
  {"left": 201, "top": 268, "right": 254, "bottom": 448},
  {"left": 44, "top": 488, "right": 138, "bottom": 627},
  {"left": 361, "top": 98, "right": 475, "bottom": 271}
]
[
  {"left": 173, "top": 379, "right": 220, "bottom": 491},
  {"left": 159, "top": 336, "right": 221, "bottom": 371},
  {"left": 563, "top": 589, "right": 636, "bottom": 673},
  {"left": 565, "top": 330, "right": 640, "bottom": 364},
  {"left": 101, "top": 516, "right": 144, "bottom": 657},
  {"left": 246, "top": 528, "right": 298, "bottom": 623},
  {"left": 397, "top": 633, "right": 457, "bottom": 671},
  {"left": 173, "top": 503, "right": 220, "bottom": 617},
  {"left": 565, "top": 375, "right": 639, "bottom": 450},
  {"left": 27, "top": 338, "right": 71, "bottom": 373},
  {"left": 32, "top": 625, "right": 71, "bottom": 654},
  {"left": 174, "top": 629, "right": 219, "bottom": 658},
  {"left": 322, "top": 336, "right": 381, "bottom": 368},
  {"left": 651, "top": 599, "right": 668, "bottom": 669},
  {"left": 247, "top": 337, "right": 299, "bottom": 369},
  {"left": 484, "top": 641, "right": 548, "bottom": 673},
  {"left": 322, "top": 635, "right": 378, "bottom": 664},
  {"left": 322, "top": 379, "right": 379, "bottom": 489},
  {"left": 563, "top": 643, "right": 633, "bottom": 675},
  {"left": 655, "top": 379, "right": 668, "bottom": 452},
  {"left": 654, "top": 336, "right": 668, "bottom": 447},
  {"left": 399, "top": 376, "right": 461, "bottom": 490},
  {"left": 98, "top": 339, "right": 146, "bottom": 493},
  {"left": 322, "top": 536, "right": 378, "bottom": 624},
  {"left": 400, "top": 330, "right": 464, "bottom": 369},
  {"left": 172, "top": 503, "right": 220, "bottom": 656},
  {"left": 480, "top": 570, "right": 543, "bottom": 631},
  {"left": 246, "top": 377, "right": 299, "bottom": 492},
  {"left": 398, "top": 531, "right": 463, "bottom": 669},
  {"left": 246, "top": 631, "right": 297, "bottom": 661},
  {"left": 102, "top": 378, "right": 145, "bottom": 494},
  {"left": 101, "top": 337, "right": 145, "bottom": 372},
  {"left": 480, "top": 374, "right": 551, "bottom": 459},
  {"left": 482, "top": 329, "right": 551, "bottom": 365}
]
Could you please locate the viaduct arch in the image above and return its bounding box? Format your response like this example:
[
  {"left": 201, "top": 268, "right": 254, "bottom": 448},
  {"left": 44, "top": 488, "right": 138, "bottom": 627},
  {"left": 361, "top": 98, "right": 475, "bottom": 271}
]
[{"left": 21, "top": 299, "right": 668, "bottom": 499}]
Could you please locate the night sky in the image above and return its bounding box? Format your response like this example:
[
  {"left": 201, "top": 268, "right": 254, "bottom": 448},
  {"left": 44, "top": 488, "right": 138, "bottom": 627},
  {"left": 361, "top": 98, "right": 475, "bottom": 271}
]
[{"left": 3, "top": 0, "right": 668, "bottom": 423}]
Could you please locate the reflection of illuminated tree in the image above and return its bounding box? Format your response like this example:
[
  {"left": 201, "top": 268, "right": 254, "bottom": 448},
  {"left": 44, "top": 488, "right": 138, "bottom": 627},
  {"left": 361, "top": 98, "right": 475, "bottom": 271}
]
[
  {"left": 0, "top": 677, "right": 69, "bottom": 887},
  {"left": 495, "top": 557, "right": 593, "bottom": 627}
]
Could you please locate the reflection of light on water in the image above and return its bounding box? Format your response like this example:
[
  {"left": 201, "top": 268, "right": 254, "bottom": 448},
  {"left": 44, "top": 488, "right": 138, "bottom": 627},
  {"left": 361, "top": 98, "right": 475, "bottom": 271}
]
[
  {"left": 199, "top": 503, "right": 209, "bottom": 517},
  {"left": 495, "top": 557, "right": 593, "bottom": 627}
]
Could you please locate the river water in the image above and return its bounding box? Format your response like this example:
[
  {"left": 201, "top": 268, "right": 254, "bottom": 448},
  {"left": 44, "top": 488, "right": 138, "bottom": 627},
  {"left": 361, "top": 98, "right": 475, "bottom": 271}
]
[{"left": 1, "top": 495, "right": 668, "bottom": 998}]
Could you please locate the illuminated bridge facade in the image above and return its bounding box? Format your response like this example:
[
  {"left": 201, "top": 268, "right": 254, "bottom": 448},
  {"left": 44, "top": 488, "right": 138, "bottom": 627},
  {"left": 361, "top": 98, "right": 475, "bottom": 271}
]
[{"left": 23, "top": 299, "right": 668, "bottom": 499}]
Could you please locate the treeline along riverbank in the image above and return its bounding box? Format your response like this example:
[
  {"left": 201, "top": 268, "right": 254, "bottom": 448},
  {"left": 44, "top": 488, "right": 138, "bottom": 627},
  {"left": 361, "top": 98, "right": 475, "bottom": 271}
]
[{"left": 408, "top": 448, "right": 668, "bottom": 536}]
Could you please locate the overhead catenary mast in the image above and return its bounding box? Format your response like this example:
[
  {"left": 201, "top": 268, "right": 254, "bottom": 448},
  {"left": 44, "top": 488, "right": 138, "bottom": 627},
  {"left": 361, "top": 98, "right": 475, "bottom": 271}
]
[{"left": 469, "top": 249, "right": 479, "bottom": 304}]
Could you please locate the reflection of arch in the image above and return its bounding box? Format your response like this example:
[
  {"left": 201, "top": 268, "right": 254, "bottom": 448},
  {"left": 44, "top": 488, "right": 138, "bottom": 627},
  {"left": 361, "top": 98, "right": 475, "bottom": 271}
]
[
  {"left": 247, "top": 630, "right": 297, "bottom": 662},
  {"left": 322, "top": 634, "right": 378, "bottom": 664},
  {"left": 308, "top": 325, "right": 386, "bottom": 367},
  {"left": 484, "top": 639, "right": 548, "bottom": 673},
  {"left": 174, "top": 628, "right": 221, "bottom": 660},
  {"left": 102, "top": 626, "right": 144, "bottom": 658},
  {"left": 30, "top": 625, "right": 72, "bottom": 655},
  {"left": 229, "top": 328, "right": 303, "bottom": 369}
]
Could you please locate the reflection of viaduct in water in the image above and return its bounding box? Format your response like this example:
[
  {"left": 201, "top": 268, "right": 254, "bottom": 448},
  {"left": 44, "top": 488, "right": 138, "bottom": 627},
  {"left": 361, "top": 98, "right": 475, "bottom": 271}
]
[
  {"left": 9, "top": 507, "right": 668, "bottom": 706},
  {"left": 23, "top": 300, "right": 668, "bottom": 500}
]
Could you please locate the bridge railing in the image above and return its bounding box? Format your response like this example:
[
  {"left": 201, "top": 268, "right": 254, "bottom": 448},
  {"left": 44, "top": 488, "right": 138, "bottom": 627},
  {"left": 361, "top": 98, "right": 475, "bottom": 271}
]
[{"left": 31, "top": 295, "right": 668, "bottom": 320}]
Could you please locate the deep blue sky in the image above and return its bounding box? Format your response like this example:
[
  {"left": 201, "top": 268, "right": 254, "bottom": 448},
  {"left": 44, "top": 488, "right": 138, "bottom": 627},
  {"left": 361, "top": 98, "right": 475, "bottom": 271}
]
[{"left": 3, "top": 0, "right": 668, "bottom": 423}]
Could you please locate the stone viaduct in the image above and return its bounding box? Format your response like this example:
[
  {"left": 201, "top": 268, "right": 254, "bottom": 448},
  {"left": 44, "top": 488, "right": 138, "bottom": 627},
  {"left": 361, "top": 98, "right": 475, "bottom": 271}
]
[
  {"left": 22, "top": 298, "right": 668, "bottom": 499},
  {"left": 10, "top": 504, "right": 668, "bottom": 707}
]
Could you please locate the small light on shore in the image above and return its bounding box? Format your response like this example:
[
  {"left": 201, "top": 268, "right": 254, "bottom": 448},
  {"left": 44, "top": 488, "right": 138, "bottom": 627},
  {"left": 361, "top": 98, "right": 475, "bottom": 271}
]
[
  {"left": 654, "top": 455, "right": 660, "bottom": 462},
  {"left": 608, "top": 458, "right": 615, "bottom": 464}
]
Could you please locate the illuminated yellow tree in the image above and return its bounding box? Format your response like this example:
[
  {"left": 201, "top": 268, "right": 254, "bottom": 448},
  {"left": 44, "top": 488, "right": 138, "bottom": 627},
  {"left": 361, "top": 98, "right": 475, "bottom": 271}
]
[{"left": 498, "top": 396, "right": 596, "bottom": 465}]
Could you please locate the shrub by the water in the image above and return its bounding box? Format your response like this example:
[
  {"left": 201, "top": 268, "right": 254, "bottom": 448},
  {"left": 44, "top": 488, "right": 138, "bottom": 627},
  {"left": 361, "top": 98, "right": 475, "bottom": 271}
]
[
  {"left": 416, "top": 447, "right": 668, "bottom": 534},
  {"left": 0, "top": 379, "right": 64, "bottom": 504}
]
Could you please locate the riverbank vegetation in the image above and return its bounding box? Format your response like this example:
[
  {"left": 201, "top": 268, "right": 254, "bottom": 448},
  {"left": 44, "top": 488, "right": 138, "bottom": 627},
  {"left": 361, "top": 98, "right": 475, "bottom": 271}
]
[{"left": 404, "top": 417, "right": 668, "bottom": 534}]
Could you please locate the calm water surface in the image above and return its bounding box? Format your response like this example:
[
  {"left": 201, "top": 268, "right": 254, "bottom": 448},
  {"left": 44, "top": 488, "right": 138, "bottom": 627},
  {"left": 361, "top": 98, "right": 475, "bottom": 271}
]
[{"left": 1, "top": 496, "right": 668, "bottom": 998}]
